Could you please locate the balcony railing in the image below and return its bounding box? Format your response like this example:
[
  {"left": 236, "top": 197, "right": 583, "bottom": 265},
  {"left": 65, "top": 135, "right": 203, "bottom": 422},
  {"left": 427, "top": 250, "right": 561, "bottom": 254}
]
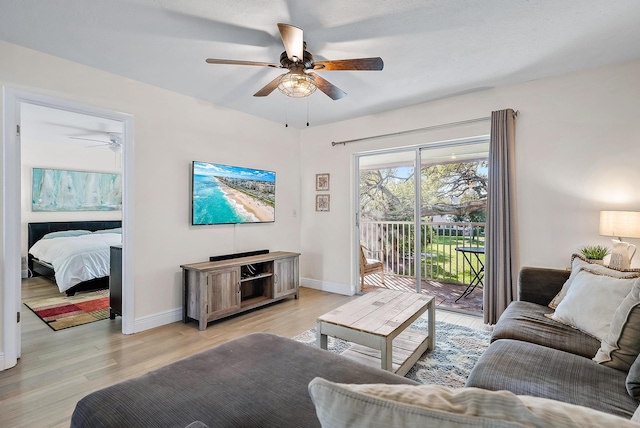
[{"left": 360, "top": 221, "right": 485, "bottom": 286}]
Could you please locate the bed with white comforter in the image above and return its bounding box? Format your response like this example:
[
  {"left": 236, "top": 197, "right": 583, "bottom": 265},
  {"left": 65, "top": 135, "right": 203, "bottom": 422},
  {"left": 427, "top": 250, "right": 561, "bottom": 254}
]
[{"left": 28, "top": 233, "right": 122, "bottom": 293}]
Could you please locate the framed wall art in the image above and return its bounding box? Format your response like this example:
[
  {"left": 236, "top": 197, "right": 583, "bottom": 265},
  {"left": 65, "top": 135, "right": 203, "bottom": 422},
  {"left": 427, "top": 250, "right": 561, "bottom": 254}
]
[
  {"left": 32, "top": 167, "right": 122, "bottom": 212},
  {"left": 315, "top": 173, "right": 330, "bottom": 191},
  {"left": 316, "top": 194, "right": 330, "bottom": 212}
]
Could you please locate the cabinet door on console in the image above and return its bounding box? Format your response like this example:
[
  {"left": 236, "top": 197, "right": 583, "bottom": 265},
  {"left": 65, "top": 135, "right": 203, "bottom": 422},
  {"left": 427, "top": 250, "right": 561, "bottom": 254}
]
[
  {"left": 206, "top": 267, "right": 241, "bottom": 320},
  {"left": 274, "top": 257, "right": 299, "bottom": 299}
]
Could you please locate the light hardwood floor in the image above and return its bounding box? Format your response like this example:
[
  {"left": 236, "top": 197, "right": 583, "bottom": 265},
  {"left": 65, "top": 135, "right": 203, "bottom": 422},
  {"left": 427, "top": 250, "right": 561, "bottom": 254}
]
[{"left": 1, "top": 277, "right": 484, "bottom": 428}]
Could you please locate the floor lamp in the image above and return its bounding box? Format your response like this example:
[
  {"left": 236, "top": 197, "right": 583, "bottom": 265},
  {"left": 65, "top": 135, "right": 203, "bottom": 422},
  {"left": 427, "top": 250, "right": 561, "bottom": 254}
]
[{"left": 599, "top": 211, "right": 640, "bottom": 269}]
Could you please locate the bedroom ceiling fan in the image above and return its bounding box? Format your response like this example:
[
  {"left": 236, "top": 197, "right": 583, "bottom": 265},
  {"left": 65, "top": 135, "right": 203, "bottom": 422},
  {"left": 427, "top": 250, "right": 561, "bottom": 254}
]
[
  {"left": 69, "top": 132, "right": 123, "bottom": 153},
  {"left": 205, "top": 23, "right": 384, "bottom": 100}
]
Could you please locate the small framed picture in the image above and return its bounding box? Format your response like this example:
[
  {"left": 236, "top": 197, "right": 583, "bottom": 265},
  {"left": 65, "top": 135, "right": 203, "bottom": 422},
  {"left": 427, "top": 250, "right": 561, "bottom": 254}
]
[
  {"left": 316, "top": 194, "right": 330, "bottom": 212},
  {"left": 316, "top": 173, "right": 330, "bottom": 191}
]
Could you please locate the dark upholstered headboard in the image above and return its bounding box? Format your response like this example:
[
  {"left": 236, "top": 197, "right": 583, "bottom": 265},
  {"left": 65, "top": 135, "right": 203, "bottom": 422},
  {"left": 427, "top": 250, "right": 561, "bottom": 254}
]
[{"left": 28, "top": 220, "right": 122, "bottom": 250}]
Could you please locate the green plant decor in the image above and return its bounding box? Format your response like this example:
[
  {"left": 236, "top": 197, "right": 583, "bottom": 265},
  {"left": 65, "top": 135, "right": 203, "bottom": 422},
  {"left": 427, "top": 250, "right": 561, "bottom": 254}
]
[{"left": 579, "top": 245, "right": 610, "bottom": 260}]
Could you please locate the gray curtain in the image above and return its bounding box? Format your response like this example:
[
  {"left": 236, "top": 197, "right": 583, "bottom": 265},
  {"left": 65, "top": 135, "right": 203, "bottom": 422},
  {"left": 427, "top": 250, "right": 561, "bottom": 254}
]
[{"left": 484, "top": 109, "right": 518, "bottom": 325}]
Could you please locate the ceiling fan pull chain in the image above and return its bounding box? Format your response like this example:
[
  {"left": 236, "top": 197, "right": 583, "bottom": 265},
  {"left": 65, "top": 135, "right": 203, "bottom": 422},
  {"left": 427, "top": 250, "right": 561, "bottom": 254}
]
[
  {"left": 306, "top": 97, "right": 310, "bottom": 127},
  {"left": 284, "top": 97, "right": 289, "bottom": 127}
]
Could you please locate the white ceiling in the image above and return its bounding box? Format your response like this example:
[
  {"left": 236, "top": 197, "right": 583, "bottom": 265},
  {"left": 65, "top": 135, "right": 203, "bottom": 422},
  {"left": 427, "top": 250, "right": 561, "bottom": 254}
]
[
  {"left": 20, "top": 103, "right": 123, "bottom": 150},
  {"left": 2, "top": 0, "right": 640, "bottom": 129}
]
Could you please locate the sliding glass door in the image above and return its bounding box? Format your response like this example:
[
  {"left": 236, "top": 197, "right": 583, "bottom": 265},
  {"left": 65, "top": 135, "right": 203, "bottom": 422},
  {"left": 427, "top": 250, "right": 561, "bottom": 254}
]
[
  {"left": 357, "top": 150, "right": 418, "bottom": 293},
  {"left": 355, "top": 137, "right": 489, "bottom": 314}
]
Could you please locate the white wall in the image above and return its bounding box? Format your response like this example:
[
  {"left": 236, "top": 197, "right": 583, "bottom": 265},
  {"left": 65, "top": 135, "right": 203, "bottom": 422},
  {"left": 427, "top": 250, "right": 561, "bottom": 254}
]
[
  {"left": 299, "top": 59, "right": 640, "bottom": 295},
  {"left": 21, "top": 139, "right": 122, "bottom": 256},
  {"left": 0, "top": 40, "right": 301, "bottom": 353},
  {"left": 2, "top": 38, "right": 640, "bottom": 359}
]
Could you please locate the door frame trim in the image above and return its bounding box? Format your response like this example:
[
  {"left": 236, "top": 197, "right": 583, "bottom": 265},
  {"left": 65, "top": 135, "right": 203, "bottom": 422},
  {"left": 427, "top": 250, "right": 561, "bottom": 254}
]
[{"left": 2, "top": 87, "right": 135, "bottom": 370}]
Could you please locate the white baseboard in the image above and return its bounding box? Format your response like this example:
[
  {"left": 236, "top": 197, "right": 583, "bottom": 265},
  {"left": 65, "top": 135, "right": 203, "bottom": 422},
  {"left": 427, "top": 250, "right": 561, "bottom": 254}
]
[
  {"left": 301, "top": 278, "right": 356, "bottom": 296},
  {"left": 0, "top": 352, "right": 4, "bottom": 371},
  {"left": 133, "top": 307, "right": 183, "bottom": 333},
  {"left": 130, "top": 281, "right": 354, "bottom": 334}
]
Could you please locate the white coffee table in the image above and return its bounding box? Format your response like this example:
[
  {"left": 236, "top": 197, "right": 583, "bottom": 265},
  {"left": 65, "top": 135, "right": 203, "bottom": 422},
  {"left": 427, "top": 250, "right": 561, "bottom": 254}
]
[{"left": 316, "top": 289, "right": 435, "bottom": 375}]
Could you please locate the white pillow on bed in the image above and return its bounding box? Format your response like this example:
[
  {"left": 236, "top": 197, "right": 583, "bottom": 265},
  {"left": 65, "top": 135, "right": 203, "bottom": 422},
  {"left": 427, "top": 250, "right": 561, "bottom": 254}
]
[
  {"left": 42, "top": 230, "right": 91, "bottom": 239},
  {"left": 92, "top": 228, "right": 122, "bottom": 234}
]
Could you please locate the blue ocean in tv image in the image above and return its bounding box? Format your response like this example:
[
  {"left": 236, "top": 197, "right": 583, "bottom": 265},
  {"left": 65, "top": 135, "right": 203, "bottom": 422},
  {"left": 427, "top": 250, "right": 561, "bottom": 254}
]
[
  {"left": 192, "top": 174, "right": 244, "bottom": 224},
  {"left": 192, "top": 162, "right": 276, "bottom": 225}
]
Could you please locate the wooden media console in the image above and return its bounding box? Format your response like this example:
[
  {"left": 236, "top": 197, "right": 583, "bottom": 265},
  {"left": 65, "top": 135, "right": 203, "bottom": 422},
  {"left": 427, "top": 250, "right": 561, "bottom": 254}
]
[{"left": 181, "top": 251, "right": 300, "bottom": 330}]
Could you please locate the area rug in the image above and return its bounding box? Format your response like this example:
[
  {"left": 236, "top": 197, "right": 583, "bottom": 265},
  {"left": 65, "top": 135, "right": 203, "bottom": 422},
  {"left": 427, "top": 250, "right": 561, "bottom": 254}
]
[
  {"left": 293, "top": 319, "right": 491, "bottom": 387},
  {"left": 24, "top": 289, "right": 110, "bottom": 331}
]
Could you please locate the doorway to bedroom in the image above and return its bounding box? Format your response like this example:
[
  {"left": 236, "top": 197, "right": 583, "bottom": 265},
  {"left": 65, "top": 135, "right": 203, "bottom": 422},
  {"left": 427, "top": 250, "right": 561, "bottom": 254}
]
[
  {"left": 2, "top": 89, "right": 134, "bottom": 370},
  {"left": 21, "top": 104, "right": 123, "bottom": 325}
]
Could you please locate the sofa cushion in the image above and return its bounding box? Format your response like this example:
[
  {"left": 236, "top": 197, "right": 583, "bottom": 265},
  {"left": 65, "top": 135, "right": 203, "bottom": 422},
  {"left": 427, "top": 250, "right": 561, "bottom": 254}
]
[
  {"left": 309, "top": 377, "right": 640, "bottom": 427},
  {"left": 466, "top": 338, "right": 638, "bottom": 419},
  {"left": 518, "top": 266, "right": 570, "bottom": 306},
  {"left": 594, "top": 278, "right": 640, "bottom": 371},
  {"left": 492, "top": 301, "right": 601, "bottom": 358},
  {"left": 71, "top": 333, "right": 417, "bottom": 428},
  {"left": 549, "top": 254, "right": 640, "bottom": 309},
  {"left": 551, "top": 269, "right": 637, "bottom": 341}
]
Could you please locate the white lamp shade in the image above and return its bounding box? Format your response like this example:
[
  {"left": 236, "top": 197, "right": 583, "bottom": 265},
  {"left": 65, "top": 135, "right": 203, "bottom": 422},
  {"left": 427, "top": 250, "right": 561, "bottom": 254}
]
[{"left": 599, "top": 211, "right": 640, "bottom": 239}]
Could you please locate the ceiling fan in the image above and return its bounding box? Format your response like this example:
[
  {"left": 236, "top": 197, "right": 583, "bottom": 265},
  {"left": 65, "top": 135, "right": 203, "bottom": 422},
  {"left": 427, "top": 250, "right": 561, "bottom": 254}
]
[
  {"left": 205, "top": 23, "right": 383, "bottom": 100},
  {"left": 69, "top": 132, "right": 123, "bottom": 153}
]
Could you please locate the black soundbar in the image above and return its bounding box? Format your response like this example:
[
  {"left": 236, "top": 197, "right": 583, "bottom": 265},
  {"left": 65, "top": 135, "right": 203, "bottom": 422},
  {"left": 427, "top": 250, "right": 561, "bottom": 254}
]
[{"left": 209, "top": 249, "right": 269, "bottom": 262}]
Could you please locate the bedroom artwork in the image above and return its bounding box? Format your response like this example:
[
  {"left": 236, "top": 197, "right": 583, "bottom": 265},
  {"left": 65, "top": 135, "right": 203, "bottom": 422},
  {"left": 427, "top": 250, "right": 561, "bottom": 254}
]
[{"left": 32, "top": 168, "right": 122, "bottom": 212}]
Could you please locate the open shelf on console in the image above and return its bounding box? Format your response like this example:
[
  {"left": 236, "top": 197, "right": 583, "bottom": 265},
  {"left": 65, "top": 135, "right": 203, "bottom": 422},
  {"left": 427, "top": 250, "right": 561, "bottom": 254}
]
[{"left": 240, "top": 272, "right": 273, "bottom": 282}]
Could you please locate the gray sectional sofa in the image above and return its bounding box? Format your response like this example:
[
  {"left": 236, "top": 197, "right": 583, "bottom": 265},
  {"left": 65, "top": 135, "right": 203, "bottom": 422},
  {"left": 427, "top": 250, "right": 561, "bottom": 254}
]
[
  {"left": 71, "top": 265, "right": 640, "bottom": 426},
  {"left": 466, "top": 266, "right": 640, "bottom": 419},
  {"left": 70, "top": 332, "right": 418, "bottom": 427}
]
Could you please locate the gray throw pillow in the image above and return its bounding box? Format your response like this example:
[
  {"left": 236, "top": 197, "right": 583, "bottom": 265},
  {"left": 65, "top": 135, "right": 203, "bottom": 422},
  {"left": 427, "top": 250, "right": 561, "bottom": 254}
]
[{"left": 627, "top": 353, "right": 640, "bottom": 399}]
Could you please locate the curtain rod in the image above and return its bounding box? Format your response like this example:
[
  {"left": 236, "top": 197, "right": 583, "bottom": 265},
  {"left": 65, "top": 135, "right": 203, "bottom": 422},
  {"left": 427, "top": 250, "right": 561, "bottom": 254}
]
[{"left": 330, "top": 111, "right": 518, "bottom": 147}]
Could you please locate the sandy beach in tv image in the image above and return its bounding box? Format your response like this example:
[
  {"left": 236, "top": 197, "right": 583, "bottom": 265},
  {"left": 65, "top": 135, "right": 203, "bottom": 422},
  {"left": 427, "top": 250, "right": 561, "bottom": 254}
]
[
  {"left": 216, "top": 179, "right": 274, "bottom": 221},
  {"left": 192, "top": 162, "right": 275, "bottom": 224}
]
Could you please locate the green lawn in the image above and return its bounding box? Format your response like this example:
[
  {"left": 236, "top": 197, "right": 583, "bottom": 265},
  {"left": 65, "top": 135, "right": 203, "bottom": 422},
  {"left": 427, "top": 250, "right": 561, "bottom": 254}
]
[{"left": 420, "top": 235, "right": 485, "bottom": 284}]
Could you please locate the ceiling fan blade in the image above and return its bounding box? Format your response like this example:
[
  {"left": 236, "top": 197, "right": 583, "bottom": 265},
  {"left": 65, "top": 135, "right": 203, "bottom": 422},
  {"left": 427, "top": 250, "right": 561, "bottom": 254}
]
[
  {"left": 87, "top": 143, "right": 109, "bottom": 148},
  {"left": 69, "top": 136, "right": 108, "bottom": 143},
  {"left": 277, "top": 23, "right": 304, "bottom": 62},
  {"left": 206, "top": 58, "right": 281, "bottom": 68},
  {"left": 313, "top": 57, "right": 384, "bottom": 71},
  {"left": 253, "top": 75, "right": 284, "bottom": 97},
  {"left": 308, "top": 73, "right": 347, "bottom": 100}
]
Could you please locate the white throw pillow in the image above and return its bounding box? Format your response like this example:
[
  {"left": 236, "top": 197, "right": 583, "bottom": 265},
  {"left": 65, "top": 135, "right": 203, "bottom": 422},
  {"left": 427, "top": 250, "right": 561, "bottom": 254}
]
[
  {"left": 308, "top": 377, "right": 639, "bottom": 428},
  {"left": 552, "top": 268, "right": 637, "bottom": 341},
  {"left": 549, "top": 254, "right": 640, "bottom": 309}
]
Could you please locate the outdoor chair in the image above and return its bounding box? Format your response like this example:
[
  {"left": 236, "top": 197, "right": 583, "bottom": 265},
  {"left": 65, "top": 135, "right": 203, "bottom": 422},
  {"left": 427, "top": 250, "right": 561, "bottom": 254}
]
[{"left": 360, "top": 245, "right": 385, "bottom": 292}]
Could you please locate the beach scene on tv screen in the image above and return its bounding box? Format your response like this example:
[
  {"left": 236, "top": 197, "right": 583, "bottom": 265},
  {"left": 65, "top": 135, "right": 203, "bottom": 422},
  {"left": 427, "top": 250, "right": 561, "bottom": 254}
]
[{"left": 192, "top": 161, "right": 275, "bottom": 224}]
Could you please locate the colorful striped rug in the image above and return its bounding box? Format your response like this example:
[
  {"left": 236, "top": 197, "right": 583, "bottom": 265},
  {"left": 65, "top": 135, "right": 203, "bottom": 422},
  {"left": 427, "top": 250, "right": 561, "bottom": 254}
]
[{"left": 24, "top": 289, "right": 110, "bottom": 331}]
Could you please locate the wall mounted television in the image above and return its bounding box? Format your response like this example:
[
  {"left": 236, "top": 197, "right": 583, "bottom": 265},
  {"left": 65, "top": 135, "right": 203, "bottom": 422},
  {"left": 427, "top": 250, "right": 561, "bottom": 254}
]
[{"left": 192, "top": 161, "right": 276, "bottom": 225}]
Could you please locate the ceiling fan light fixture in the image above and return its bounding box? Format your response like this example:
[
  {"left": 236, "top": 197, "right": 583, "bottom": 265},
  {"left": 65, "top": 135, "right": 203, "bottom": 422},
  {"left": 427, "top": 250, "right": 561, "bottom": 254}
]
[{"left": 277, "top": 72, "right": 316, "bottom": 98}]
